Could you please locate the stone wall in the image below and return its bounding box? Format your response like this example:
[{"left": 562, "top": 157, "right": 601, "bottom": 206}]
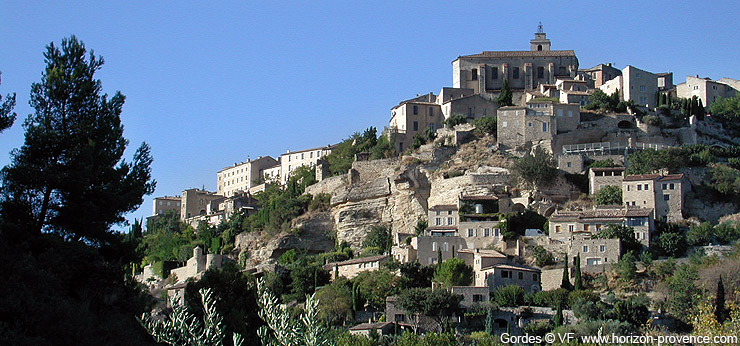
[{"left": 428, "top": 172, "right": 510, "bottom": 207}]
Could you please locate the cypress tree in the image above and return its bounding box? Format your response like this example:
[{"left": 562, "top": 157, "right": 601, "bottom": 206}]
[
  {"left": 451, "top": 245, "right": 456, "bottom": 258},
  {"left": 437, "top": 248, "right": 443, "bottom": 265},
  {"left": 561, "top": 256, "right": 572, "bottom": 290},
  {"left": 496, "top": 79, "right": 513, "bottom": 107},
  {"left": 485, "top": 306, "right": 495, "bottom": 335},
  {"left": 698, "top": 99, "right": 706, "bottom": 120},
  {"left": 715, "top": 275, "right": 727, "bottom": 323},
  {"left": 553, "top": 303, "right": 564, "bottom": 327},
  {"left": 573, "top": 253, "right": 583, "bottom": 290}
]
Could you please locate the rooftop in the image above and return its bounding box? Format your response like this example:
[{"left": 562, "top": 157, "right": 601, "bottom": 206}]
[
  {"left": 456, "top": 50, "right": 576, "bottom": 60},
  {"left": 325, "top": 254, "right": 388, "bottom": 268},
  {"left": 429, "top": 205, "right": 458, "bottom": 211}
]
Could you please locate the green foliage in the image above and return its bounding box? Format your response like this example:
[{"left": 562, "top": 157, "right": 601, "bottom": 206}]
[
  {"left": 315, "top": 280, "right": 353, "bottom": 326},
  {"left": 444, "top": 114, "right": 468, "bottom": 128},
  {"left": 613, "top": 297, "right": 650, "bottom": 327},
  {"left": 472, "top": 116, "right": 497, "bottom": 135},
  {"left": 414, "top": 218, "right": 428, "bottom": 236},
  {"left": 532, "top": 288, "right": 570, "bottom": 309},
  {"left": 496, "top": 79, "right": 513, "bottom": 107},
  {"left": 592, "top": 224, "right": 642, "bottom": 255},
  {"left": 532, "top": 245, "right": 555, "bottom": 267},
  {"left": 397, "top": 261, "right": 435, "bottom": 289},
  {"left": 1, "top": 35, "right": 156, "bottom": 244},
  {"left": 593, "top": 185, "right": 622, "bottom": 205},
  {"left": 491, "top": 285, "right": 527, "bottom": 307},
  {"left": 352, "top": 268, "right": 400, "bottom": 309},
  {"left": 279, "top": 249, "right": 299, "bottom": 265},
  {"left": 485, "top": 306, "right": 495, "bottom": 335},
  {"left": 183, "top": 263, "right": 261, "bottom": 346},
  {"left": 665, "top": 262, "right": 699, "bottom": 319},
  {"left": 512, "top": 147, "right": 558, "bottom": 188},
  {"left": 394, "top": 332, "right": 458, "bottom": 346},
  {"left": 613, "top": 252, "right": 637, "bottom": 284},
  {"left": 588, "top": 159, "right": 617, "bottom": 168},
  {"left": 553, "top": 304, "right": 564, "bottom": 327},
  {"left": 286, "top": 256, "right": 331, "bottom": 301},
  {"left": 501, "top": 210, "right": 546, "bottom": 240},
  {"left": 0, "top": 72, "right": 16, "bottom": 134},
  {"left": 324, "top": 127, "right": 397, "bottom": 176},
  {"left": 309, "top": 193, "right": 331, "bottom": 212},
  {"left": 713, "top": 222, "right": 740, "bottom": 244},
  {"left": 573, "top": 254, "right": 583, "bottom": 290},
  {"left": 561, "top": 256, "right": 571, "bottom": 290},
  {"left": 710, "top": 163, "right": 740, "bottom": 196},
  {"left": 140, "top": 288, "right": 244, "bottom": 346},
  {"left": 433, "top": 258, "right": 474, "bottom": 287},
  {"left": 656, "top": 231, "right": 688, "bottom": 257},
  {"left": 362, "top": 224, "right": 392, "bottom": 255},
  {"left": 255, "top": 279, "right": 332, "bottom": 346},
  {"left": 709, "top": 95, "right": 740, "bottom": 120},
  {"left": 396, "top": 288, "right": 462, "bottom": 332},
  {"left": 584, "top": 89, "right": 627, "bottom": 113}
]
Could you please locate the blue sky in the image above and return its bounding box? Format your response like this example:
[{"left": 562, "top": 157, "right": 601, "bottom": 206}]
[{"left": 1, "top": 2, "right": 738, "bottom": 230}]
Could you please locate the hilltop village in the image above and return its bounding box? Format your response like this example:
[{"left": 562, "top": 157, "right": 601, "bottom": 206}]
[{"left": 137, "top": 27, "right": 740, "bottom": 340}]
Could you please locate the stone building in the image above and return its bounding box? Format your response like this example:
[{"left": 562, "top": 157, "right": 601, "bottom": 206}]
[
  {"left": 555, "top": 79, "right": 590, "bottom": 105},
  {"left": 451, "top": 26, "right": 579, "bottom": 97},
  {"left": 217, "top": 156, "right": 279, "bottom": 197},
  {"left": 479, "top": 263, "right": 542, "bottom": 293},
  {"left": 568, "top": 233, "right": 621, "bottom": 269},
  {"left": 413, "top": 235, "right": 468, "bottom": 265},
  {"left": 676, "top": 75, "right": 738, "bottom": 109},
  {"left": 439, "top": 93, "right": 498, "bottom": 120},
  {"left": 325, "top": 254, "right": 389, "bottom": 280},
  {"left": 497, "top": 100, "right": 580, "bottom": 150},
  {"left": 657, "top": 72, "right": 674, "bottom": 92},
  {"left": 428, "top": 204, "right": 458, "bottom": 232},
  {"left": 600, "top": 65, "right": 658, "bottom": 108},
  {"left": 579, "top": 63, "right": 622, "bottom": 89},
  {"left": 622, "top": 173, "right": 687, "bottom": 222},
  {"left": 388, "top": 93, "right": 444, "bottom": 153},
  {"left": 262, "top": 163, "right": 282, "bottom": 183},
  {"left": 448, "top": 286, "right": 489, "bottom": 310},
  {"left": 548, "top": 207, "right": 654, "bottom": 247},
  {"left": 588, "top": 166, "right": 625, "bottom": 195},
  {"left": 280, "top": 144, "right": 335, "bottom": 185},
  {"left": 180, "top": 188, "right": 223, "bottom": 220},
  {"left": 152, "top": 196, "right": 182, "bottom": 217}
]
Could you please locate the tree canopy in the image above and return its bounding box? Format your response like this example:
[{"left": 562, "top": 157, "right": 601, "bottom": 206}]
[
  {"left": 594, "top": 185, "right": 622, "bottom": 205},
  {"left": 433, "top": 257, "right": 473, "bottom": 287},
  {"left": 511, "top": 147, "right": 558, "bottom": 189},
  {"left": 0, "top": 72, "right": 16, "bottom": 134}
]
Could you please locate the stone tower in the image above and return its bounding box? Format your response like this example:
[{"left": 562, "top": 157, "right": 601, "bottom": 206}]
[{"left": 530, "top": 22, "right": 551, "bottom": 51}]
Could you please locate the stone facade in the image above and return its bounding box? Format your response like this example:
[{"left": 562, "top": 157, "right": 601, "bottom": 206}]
[
  {"left": 676, "top": 75, "right": 738, "bottom": 109},
  {"left": 580, "top": 63, "right": 622, "bottom": 88},
  {"left": 170, "top": 247, "right": 223, "bottom": 284},
  {"left": 325, "top": 254, "right": 389, "bottom": 280},
  {"left": 549, "top": 207, "right": 654, "bottom": 247},
  {"left": 588, "top": 166, "right": 625, "bottom": 195},
  {"left": 478, "top": 263, "right": 542, "bottom": 293},
  {"left": 413, "top": 235, "right": 468, "bottom": 265},
  {"left": 180, "top": 188, "right": 223, "bottom": 220},
  {"left": 388, "top": 94, "right": 444, "bottom": 153},
  {"left": 280, "top": 145, "right": 335, "bottom": 185},
  {"left": 152, "top": 196, "right": 182, "bottom": 216},
  {"left": 569, "top": 233, "right": 621, "bottom": 269},
  {"left": 217, "top": 156, "right": 279, "bottom": 197},
  {"left": 497, "top": 101, "right": 580, "bottom": 150},
  {"left": 600, "top": 65, "right": 658, "bottom": 108},
  {"left": 448, "top": 286, "right": 489, "bottom": 309},
  {"left": 452, "top": 30, "right": 578, "bottom": 95},
  {"left": 622, "top": 174, "right": 687, "bottom": 222},
  {"left": 440, "top": 93, "right": 498, "bottom": 120}
]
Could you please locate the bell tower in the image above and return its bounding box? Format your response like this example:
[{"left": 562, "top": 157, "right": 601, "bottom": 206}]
[{"left": 530, "top": 22, "right": 551, "bottom": 51}]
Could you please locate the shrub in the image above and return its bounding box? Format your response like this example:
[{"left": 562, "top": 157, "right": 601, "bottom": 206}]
[
  {"left": 472, "top": 116, "right": 497, "bottom": 135},
  {"left": 512, "top": 147, "right": 557, "bottom": 188},
  {"left": 532, "top": 245, "right": 555, "bottom": 267},
  {"left": 643, "top": 114, "right": 662, "bottom": 126},
  {"left": 594, "top": 185, "right": 622, "bottom": 205},
  {"left": 444, "top": 114, "right": 467, "bottom": 128},
  {"left": 492, "top": 285, "right": 528, "bottom": 307}
]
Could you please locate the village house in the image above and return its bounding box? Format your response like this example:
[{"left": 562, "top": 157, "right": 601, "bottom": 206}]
[
  {"left": 579, "top": 63, "right": 622, "bottom": 89},
  {"left": 676, "top": 75, "right": 739, "bottom": 109},
  {"left": 324, "top": 254, "right": 389, "bottom": 280},
  {"left": 549, "top": 207, "right": 654, "bottom": 247},
  {"left": 496, "top": 100, "right": 580, "bottom": 150},
  {"left": 588, "top": 166, "right": 625, "bottom": 194},
  {"left": 622, "top": 173, "right": 688, "bottom": 222},
  {"left": 388, "top": 93, "right": 444, "bottom": 153},
  {"left": 151, "top": 196, "right": 182, "bottom": 217},
  {"left": 180, "top": 188, "right": 224, "bottom": 220},
  {"left": 280, "top": 144, "right": 335, "bottom": 185},
  {"left": 568, "top": 232, "right": 621, "bottom": 270},
  {"left": 600, "top": 65, "right": 659, "bottom": 108},
  {"left": 217, "top": 156, "right": 279, "bottom": 197}
]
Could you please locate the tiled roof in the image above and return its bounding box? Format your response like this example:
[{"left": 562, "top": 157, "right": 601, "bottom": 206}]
[
  {"left": 349, "top": 322, "right": 394, "bottom": 331},
  {"left": 326, "top": 255, "right": 388, "bottom": 268},
  {"left": 460, "top": 195, "right": 499, "bottom": 201},
  {"left": 550, "top": 207, "right": 653, "bottom": 221},
  {"left": 430, "top": 205, "right": 458, "bottom": 211},
  {"left": 625, "top": 208, "right": 654, "bottom": 217},
  {"left": 426, "top": 226, "right": 458, "bottom": 231},
  {"left": 590, "top": 166, "right": 625, "bottom": 172},
  {"left": 658, "top": 174, "right": 684, "bottom": 181},
  {"left": 457, "top": 249, "right": 507, "bottom": 258},
  {"left": 623, "top": 174, "right": 661, "bottom": 181},
  {"left": 282, "top": 144, "right": 337, "bottom": 156},
  {"left": 458, "top": 50, "right": 576, "bottom": 59},
  {"left": 481, "top": 263, "right": 541, "bottom": 272}
]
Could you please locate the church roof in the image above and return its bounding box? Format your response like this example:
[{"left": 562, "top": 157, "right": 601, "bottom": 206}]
[{"left": 456, "top": 50, "right": 576, "bottom": 60}]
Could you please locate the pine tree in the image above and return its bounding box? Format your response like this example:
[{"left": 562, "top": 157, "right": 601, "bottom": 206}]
[
  {"left": 496, "top": 79, "right": 513, "bottom": 107},
  {"left": 573, "top": 253, "right": 583, "bottom": 290},
  {"left": 715, "top": 275, "right": 728, "bottom": 323},
  {"left": 561, "top": 256, "right": 571, "bottom": 290},
  {"left": 0, "top": 72, "right": 16, "bottom": 134},
  {"left": 1, "top": 36, "right": 155, "bottom": 244}
]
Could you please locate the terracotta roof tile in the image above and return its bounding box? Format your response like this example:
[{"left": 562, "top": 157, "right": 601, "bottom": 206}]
[
  {"left": 458, "top": 50, "right": 576, "bottom": 59},
  {"left": 623, "top": 174, "right": 661, "bottom": 181}
]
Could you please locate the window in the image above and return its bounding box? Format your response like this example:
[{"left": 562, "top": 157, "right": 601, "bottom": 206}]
[
  {"left": 513, "top": 67, "right": 520, "bottom": 79},
  {"left": 555, "top": 225, "right": 562, "bottom": 233},
  {"left": 492, "top": 67, "right": 498, "bottom": 79},
  {"left": 528, "top": 122, "right": 533, "bottom": 127},
  {"left": 567, "top": 162, "right": 572, "bottom": 167},
  {"left": 435, "top": 211, "right": 440, "bottom": 216},
  {"left": 637, "top": 185, "right": 642, "bottom": 191},
  {"left": 310, "top": 152, "right": 313, "bottom": 158},
  {"left": 413, "top": 121, "right": 418, "bottom": 131},
  {"left": 568, "top": 224, "right": 574, "bottom": 232},
  {"left": 644, "top": 184, "right": 649, "bottom": 190},
  {"left": 483, "top": 108, "right": 487, "bottom": 115},
  {"left": 301, "top": 153, "right": 304, "bottom": 159},
  {"left": 443, "top": 242, "right": 448, "bottom": 251},
  {"left": 640, "top": 85, "right": 646, "bottom": 91},
  {"left": 395, "top": 314, "right": 405, "bottom": 322},
  {"left": 543, "top": 123, "right": 548, "bottom": 132},
  {"left": 662, "top": 183, "right": 667, "bottom": 190},
  {"left": 447, "top": 217, "right": 453, "bottom": 225},
  {"left": 484, "top": 228, "right": 490, "bottom": 237},
  {"left": 429, "top": 123, "right": 436, "bottom": 131},
  {"left": 468, "top": 229, "right": 474, "bottom": 237},
  {"left": 435, "top": 218, "right": 441, "bottom": 226},
  {"left": 468, "top": 107, "right": 473, "bottom": 116},
  {"left": 432, "top": 242, "right": 437, "bottom": 251},
  {"left": 471, "top": 68, "right": 478, "bottom": 80},
  {"left": 600, "top": 245, "right": 606, "bottom": 252},
  {"left": 429, "top": 107, "right": 434, "bottom": 116},
  {"left": 501, "top": 270, "right": 510, "bottom": 278},
  {"left": 502, "top": 121, "right": 508, "bottom": 127},
  {"left": 568, "top": 110, "right": 573, "bottom": 117},
  {"left": 518, "top": 272, "right": 523, "bottom": 280},
  {"left": 669, "top": 183, "right": 675, "bottom": 190},
  {"left": 533, "top": 274, "right": 538, "bottom": 281},
  {"left": 537, "top": 66, "right": 544, "bottom": 79},
  {"left": 413, "top": 105, "right": 418, "bottom": 115},
  {"left": 664, "top": 194, "right": 670, "bottom": 201},
  {"left": 448, "top": 211, "right": 452, "bottom": 215},
  {"left": 627, "top": 185, "right": 630, "bottom": 191},
  {"left": 583, "top": 245, "right": 589, "bottom": 253}
]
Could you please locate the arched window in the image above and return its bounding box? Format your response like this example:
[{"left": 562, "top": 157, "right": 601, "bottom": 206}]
[{"left": 537, "top": 44, "right": 542, "bottom": 51}]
